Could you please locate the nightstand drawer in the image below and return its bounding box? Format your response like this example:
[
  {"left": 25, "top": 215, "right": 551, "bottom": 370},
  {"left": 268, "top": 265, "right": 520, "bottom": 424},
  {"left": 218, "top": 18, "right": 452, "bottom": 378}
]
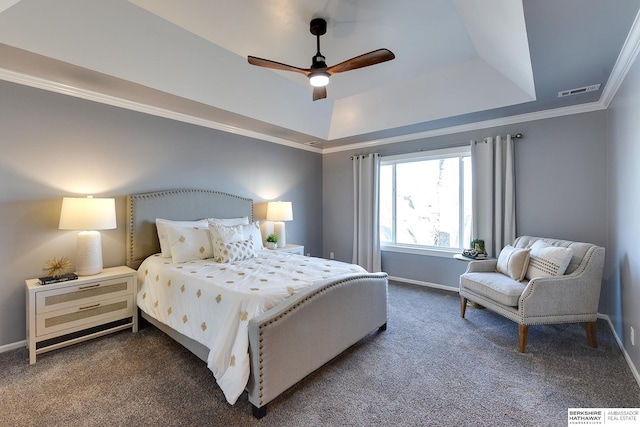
[
  {"left": 36, "top": 276, "right": 134, "bottom": 314},
  {"left": 36, "top": 295, "right": 133, "bottom": 337}
]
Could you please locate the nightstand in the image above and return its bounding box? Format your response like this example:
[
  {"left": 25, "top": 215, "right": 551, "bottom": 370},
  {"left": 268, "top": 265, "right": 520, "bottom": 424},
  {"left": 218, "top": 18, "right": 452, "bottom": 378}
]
[
  {"left": 272, "top": 244, "right": 304, "bottom": 255},
  {"left": 25, "top": 266, "right": 137, "bottom": 364}
]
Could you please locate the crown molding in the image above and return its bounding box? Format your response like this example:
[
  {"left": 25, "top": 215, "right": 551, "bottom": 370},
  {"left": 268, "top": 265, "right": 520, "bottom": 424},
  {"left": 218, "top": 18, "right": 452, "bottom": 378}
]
[
  {"left": 320, "top": 101, "right": 607, "bottom": 154},
  {"left": 0, "top": 67, "right": 323, "bottom": 154},
  {"left": 600, "top": 9, "right": 640, "bottom": 107}
]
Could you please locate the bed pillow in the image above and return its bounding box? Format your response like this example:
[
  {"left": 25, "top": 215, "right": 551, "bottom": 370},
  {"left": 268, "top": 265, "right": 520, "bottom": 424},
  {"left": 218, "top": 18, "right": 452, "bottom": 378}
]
[
  {"left": 214, "top": 238, "right": 256, "bottom": 263},
  {"left": 525, "top": 240, "right": 574, "bottom": 280},
  {"left": 208, "top": 222, "right": 244, "bottom": 262},
  {"left": 243, "top": 221, "right": 264, "bottom": 251},
  {"left": 209, "top": 220, "right": 263, "bottom": 261},
  {"left": 207, "top": 216, "right": 249, "bottom": 227},
  {"left": 496, "top": 245, "right": 531, "bottom": 281},
  {"left": 156, "top": 218, "right": 208, "bottom": 258},
  {"left": 165, "top": 225, "right": 213, "bottom": 263}
]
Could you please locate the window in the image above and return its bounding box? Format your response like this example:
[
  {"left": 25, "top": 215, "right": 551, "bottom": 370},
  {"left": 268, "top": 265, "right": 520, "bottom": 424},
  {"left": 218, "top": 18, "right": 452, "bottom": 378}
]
[{"left": 380, "top": 146, "right": 471, "bottom": 253}]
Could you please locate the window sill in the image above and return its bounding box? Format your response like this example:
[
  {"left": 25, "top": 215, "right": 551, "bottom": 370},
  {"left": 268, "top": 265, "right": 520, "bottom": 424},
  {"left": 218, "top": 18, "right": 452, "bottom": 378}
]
[{"left": 381, "top": 244, "right": 460, "bottom": 259}]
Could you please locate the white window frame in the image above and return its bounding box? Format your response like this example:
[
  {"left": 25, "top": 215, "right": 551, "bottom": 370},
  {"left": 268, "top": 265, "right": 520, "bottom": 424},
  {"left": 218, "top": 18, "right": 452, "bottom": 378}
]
[{"left": 380, "top": 145, "right": 471, "bottom": 258}]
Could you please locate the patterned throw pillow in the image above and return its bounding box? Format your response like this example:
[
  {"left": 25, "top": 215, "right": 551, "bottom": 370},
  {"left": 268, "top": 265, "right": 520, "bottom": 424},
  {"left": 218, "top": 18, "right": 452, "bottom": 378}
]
[
  {"left": 214, "top": 238, "right": 256, "bottom": 263},
  {"left": 496, "top": 245, "right": 531, "bottom": 281},
  {"left": 525, "top": 240, "right": 574, "bottom": 280},
  {"left": 208, "top": 222, "right": 244, "bottom": 262},
  {"left": 165, "top": 225, "right": 213, "bottom": 263},
  {"left": 156, "top": 218, "right": 208, "bottom": 258},
  {"left": 209, "top": 220, "right": 263, "bottom": 261}
]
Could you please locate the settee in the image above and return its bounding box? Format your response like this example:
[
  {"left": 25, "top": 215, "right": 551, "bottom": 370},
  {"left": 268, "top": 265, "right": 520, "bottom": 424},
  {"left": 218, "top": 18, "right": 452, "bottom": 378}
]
[{"left": 459, "top": 236, "right": 605, "bottom": 352}]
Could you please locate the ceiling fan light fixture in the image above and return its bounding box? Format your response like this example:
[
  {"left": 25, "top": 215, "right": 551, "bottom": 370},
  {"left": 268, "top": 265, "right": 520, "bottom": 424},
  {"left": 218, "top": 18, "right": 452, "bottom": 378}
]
[
  {"left": 309, "top": 72, "right": 330, "bottom": 87},
  {"left": 248, "top": 17, "right": 394, "bottom": 101}
]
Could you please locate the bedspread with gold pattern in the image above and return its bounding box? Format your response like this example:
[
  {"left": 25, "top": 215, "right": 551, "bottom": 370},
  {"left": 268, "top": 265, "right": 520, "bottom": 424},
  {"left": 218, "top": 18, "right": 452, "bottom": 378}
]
[{"left": 136, "top": 251, "right": 366, "bottom": 404}]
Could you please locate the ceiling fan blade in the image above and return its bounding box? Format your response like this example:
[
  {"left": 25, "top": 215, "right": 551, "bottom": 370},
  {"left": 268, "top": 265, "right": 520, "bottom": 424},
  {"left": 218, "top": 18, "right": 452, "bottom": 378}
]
[
  {"left": 313, "top": 86, "right": 327, "bottom": 101},
  {"left": 248, "top": 56, "right": 311, "bottom": 76},
  {"left": 327, "top": 48, "right": 395, "bottom": 75}
]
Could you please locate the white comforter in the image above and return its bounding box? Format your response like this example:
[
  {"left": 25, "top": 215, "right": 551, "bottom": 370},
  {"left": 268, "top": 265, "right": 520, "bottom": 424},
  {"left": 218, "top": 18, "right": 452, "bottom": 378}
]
[{"left": 136, "top": 250, "right": 366, "bottom": 404}]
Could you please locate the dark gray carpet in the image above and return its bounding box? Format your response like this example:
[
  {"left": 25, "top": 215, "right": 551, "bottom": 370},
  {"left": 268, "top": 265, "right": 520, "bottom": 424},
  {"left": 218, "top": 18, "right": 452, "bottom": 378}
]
[{"left": 1, "top": 282, "right": 638, "bottom": 426}]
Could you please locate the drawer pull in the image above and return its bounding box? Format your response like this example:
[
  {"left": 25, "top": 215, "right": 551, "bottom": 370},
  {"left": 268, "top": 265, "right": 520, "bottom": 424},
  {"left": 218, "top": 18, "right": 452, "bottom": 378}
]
[
  {"left": 78, "top": 303, "right": 101, "bottom": 311},
  {"left": 78, "top": 283, "right": 101, "bottom": 290}
]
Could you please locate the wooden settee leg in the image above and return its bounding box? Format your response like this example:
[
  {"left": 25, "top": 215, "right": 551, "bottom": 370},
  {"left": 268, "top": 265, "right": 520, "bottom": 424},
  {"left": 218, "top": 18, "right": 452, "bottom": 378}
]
[
  {"left": 460, "top": 297, "right": 467, "bottom": 318},
  {"left": 585, "top": 321, "right": 598, "bottom": 348},
  {"left": 518, "top": 324, "right": 529, "bottom": 353}
]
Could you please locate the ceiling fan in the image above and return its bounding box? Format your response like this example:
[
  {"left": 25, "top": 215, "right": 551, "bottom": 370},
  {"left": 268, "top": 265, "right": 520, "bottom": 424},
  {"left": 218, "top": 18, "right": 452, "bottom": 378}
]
[{"left": 248, "top": 18, "right": 395, "bottom": 101}]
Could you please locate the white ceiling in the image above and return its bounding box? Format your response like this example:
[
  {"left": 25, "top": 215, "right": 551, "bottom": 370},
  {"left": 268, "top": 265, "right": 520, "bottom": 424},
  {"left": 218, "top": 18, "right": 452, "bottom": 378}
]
[{"left": 0, "top": 0, "right": 638, "bottom": 151}]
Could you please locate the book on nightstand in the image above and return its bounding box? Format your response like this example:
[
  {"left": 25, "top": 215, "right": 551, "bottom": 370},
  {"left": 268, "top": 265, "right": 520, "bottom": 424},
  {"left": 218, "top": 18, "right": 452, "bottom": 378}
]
[{"left": 38, "top": 273, "right": 78, "bottom": 285}]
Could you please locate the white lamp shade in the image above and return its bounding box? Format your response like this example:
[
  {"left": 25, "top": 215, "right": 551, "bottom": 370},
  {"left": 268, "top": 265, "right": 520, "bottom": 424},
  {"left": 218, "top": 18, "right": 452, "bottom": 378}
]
[
  {"left": 266, "top": 201, "right": 293, "bottom": 222},
  {"left": 59, "top": 197, "right": 117, "bottom": 230}
]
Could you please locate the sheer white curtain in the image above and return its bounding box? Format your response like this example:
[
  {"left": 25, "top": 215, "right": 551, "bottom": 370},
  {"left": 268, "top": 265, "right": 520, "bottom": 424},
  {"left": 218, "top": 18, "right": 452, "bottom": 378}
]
[
  {"left": 471, "top": 134, "right": 516, "bottom": 257},
  {"left": 352, "top": 153, "right": 381, "bottom": 272}
]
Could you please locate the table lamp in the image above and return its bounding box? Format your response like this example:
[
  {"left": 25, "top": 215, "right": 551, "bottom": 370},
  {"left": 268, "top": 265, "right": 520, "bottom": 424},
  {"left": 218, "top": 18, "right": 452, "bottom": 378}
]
[
  {"left": 59, "top": 196, "right": 117, "bottom": 276},
  {"left": 266, "top": 201, "right": 293, "bottom": 248}
]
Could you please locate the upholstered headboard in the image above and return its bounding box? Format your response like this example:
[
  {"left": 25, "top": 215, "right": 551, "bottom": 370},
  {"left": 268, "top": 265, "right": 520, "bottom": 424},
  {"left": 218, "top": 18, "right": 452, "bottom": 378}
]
[{"left": 126, "top": 189, "right": 253, "bottom": 269}]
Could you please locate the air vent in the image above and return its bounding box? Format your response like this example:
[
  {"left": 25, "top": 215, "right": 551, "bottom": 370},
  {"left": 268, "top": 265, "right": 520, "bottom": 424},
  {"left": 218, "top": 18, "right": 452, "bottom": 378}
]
[{"left": 558, "top": 84, "right": 601, "bottom": 98}]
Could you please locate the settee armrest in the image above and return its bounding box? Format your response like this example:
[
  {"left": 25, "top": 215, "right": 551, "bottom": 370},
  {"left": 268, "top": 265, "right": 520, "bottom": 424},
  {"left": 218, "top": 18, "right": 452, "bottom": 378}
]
[
  {"left": 464, "top": 259, "right": 497, "bottom": 274},
  {"left": 519, "top": 246, "right": 605, "bottom": 321}
]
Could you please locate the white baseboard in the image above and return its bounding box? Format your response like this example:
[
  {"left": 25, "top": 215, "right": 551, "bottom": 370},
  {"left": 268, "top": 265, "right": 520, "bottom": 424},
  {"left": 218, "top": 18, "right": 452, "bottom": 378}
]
[
  {"left": 598, "top": 313, "right": 640, "bottom": 389},
  {"left": 390, "top": 276, "right": 640, "bottom": 390},
  {"left": 0, "top": 339, "right": 26, "bottom": 353}
]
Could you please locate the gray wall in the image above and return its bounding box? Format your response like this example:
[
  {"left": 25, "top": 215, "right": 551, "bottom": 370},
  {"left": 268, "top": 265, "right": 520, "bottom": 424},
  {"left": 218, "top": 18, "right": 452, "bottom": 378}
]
[
  {"left": 606, "top": 49, "right": 640, "bottom": 369},
  {"left": 0, "top": 80, "right": 322, "bottom": 347},
  {"left": 323, "top": 111, "right": 608, "bottom": 289}
]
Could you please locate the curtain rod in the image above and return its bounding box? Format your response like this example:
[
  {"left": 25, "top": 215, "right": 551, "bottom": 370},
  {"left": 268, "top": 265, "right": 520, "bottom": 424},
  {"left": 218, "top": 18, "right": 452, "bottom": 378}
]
[{"left": 350, "top": 133, "right": 523, "bottom": 159}]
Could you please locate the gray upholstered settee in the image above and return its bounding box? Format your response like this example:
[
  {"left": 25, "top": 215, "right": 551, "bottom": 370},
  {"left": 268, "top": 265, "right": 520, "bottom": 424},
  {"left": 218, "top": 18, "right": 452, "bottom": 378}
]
[{"left": 459, "top": 236, "right": 605, "bottom": 352}]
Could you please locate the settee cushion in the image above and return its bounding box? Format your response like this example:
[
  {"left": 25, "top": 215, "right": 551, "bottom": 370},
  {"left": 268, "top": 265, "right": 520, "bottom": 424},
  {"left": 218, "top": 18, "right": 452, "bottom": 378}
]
[
  {"left": 460, "top": 272, "right": 526, "bottom": 306},
  {"left": 496, "top": 245, "right": 531, "bottom": 281},
  {"left": 525, "top": 240, "right": 573, "bottom": 280}
]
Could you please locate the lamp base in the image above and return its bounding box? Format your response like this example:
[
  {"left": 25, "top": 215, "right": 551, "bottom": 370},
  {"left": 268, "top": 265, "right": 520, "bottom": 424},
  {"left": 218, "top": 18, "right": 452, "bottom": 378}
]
[
  {"left": 76, "top": 230, "right": 103, "bottom": 276},
  {"left": 274, "top": 221, "right": 286, "bottom": 248}
]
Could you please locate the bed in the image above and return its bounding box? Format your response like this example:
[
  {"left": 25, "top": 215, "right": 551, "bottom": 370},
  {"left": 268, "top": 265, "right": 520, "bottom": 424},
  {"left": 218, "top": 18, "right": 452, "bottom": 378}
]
[{"left": 126, "top": 189, "right": 388, "bottom": 418}]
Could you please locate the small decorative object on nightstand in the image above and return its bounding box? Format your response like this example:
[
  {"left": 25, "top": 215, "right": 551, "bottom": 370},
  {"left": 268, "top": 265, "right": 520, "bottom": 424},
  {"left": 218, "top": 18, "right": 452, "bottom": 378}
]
[
  {"left": 274, "top": 244, "right": 304, "bottom": 255},
  {"left": 25, "top": 265, "right": 137, "bottom": 364},
  {"left": 265, "top": 233, "right": 278, "bottom": 250}
]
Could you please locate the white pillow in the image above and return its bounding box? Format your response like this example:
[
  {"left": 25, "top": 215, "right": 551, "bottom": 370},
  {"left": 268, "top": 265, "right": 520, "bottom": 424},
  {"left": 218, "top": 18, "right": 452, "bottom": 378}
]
[
  {"left": 165, "top": 225, "right": 213, "bottom": 263},
  {"left": 208, "top": 222, "right": 244, "bottom": 262},
  {"left": 156, "top": 218, "right": 208, "bottom": 258},
  {"left": 208, "top": 220, "right": 263, "bottom": 261},
  {"left": 243, "top": 221, "right": 264, "bottom": 251},
  {"left": 496, "top": 245, "right": 531, "bottom": 281},
  {"left": 208, "top": 216, "right": 249, "bottom": 227},
  {"left": 214, "top": 238, "right": 256, "bottom": 263},
  {"left": 525, "top": 240, "right": 574, "bottom": 280}
]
